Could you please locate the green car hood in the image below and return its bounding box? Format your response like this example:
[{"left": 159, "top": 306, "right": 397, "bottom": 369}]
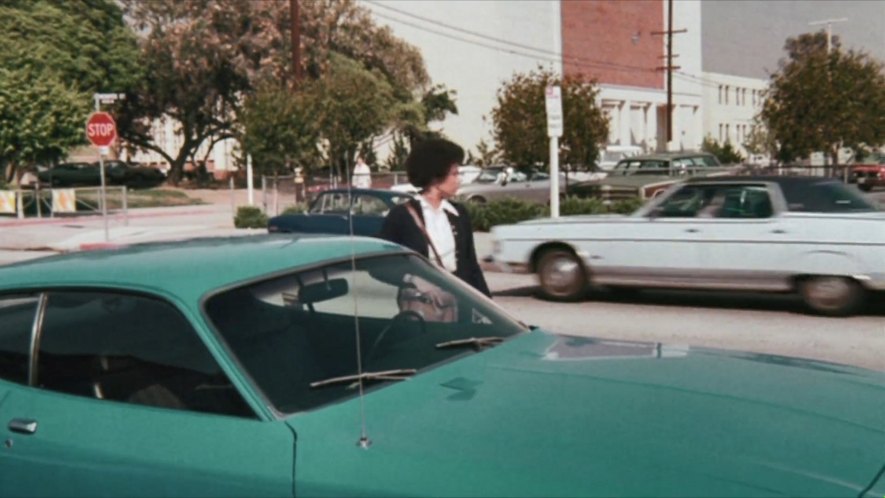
[{"left": 288, "top": 331, "right": 885, "bottom": 497}]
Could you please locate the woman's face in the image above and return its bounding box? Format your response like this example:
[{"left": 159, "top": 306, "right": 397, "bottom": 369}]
[{"left": 433, "top": 163, "right": 461, "bottom": 199}]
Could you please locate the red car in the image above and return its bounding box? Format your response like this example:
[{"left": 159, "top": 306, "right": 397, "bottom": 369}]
[{"left": 849, "top": 152, "right": 885, "bottom": 192}]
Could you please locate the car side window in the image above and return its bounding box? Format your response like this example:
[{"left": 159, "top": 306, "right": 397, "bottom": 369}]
[
  {"left": 0, "top": 294, "right": 40, "bottom": 385},
  {"left": 352, "top": 194, "right": 389, "bottom": 216},
  {"left": 36, "top": 291, "right": 254, "bottom": 418},
  {"left": 636, "top": 160, "right": 667, "bottom": 175},
  {"left": 655, "top": 186, "right": 715, "bottom": 217},
  {"left": 508, "top": 171, "right": 528, "bottom": 183},
  {"left": 315, "top": 193, "right": 350, "bottom": 214},
  {"left": 714, "top": 186, "right": 773, "bottom": 219}
]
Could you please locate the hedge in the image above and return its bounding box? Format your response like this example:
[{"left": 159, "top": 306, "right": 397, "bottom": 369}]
[
  {"left": 464, "top": 196, "right": 644, "bottom": 232},
  {"left": 234, "top": 206, "right": 268, "bottom": 228}
]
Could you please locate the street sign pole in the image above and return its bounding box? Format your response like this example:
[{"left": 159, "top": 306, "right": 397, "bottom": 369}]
[
  {"left": 88, "top": 93, "right": 123, "bottom": 242},
  {"left": 545, "top": 86, "right": 564, "bottom": 218},
  {"left": 94, "top": 99, "right": 109, "bottom": 242}
]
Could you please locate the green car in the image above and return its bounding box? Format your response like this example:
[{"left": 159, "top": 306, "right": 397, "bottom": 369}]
[
  {"left": 37, "top": 161, "right": 166, "bottom": 189},
  {"left": 569, "top": 152, "right": 738, "bottom": 202},
  {"left": 1, "top": 235, "right": 883, "bottom": 497}
]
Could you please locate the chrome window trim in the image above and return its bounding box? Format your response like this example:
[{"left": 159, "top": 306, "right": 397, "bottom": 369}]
[{"left": 28, "top": 292, "right": 48, "bottom": 387}]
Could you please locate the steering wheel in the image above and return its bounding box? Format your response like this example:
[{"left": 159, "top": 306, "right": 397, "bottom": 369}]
[{"left": 365, "top": 310, "right": 426, "bottom": 363}]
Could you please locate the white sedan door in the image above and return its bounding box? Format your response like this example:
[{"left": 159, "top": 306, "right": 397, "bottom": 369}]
[{"left": 588, "top": 185, "right": 711, "bottom": 286}]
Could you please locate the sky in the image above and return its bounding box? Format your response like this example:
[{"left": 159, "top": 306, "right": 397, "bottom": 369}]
[{"left": 701, "top": 0, "right": 885, "bottom": 79}]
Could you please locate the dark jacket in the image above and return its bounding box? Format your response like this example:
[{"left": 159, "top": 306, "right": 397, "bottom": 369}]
[{"left": 378, "top": 199, "right": 491, "bottom": 297}]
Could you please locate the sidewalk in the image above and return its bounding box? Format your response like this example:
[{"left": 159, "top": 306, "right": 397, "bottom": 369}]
[{"left": 0, "top": 190, "right": 496, "bottom": 268}]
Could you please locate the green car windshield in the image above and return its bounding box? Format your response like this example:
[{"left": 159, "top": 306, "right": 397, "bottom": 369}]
[{"left": 204, "top": 254, "right": 527, "bottom": 416}]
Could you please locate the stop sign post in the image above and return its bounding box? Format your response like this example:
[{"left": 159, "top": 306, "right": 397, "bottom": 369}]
[{"left": 85, "top": 111, "right": 117, "bottom": 242}]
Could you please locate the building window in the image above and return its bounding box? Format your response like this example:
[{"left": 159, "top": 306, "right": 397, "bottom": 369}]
[
  {"left": 725, "top": 124, "right": 731, "bottom": 142},
  {"left": 718, "top": 85, "right": 722, "bottom": 105},
  {"left": 719, "top": 124, "right": 723, "bottom": 142}
]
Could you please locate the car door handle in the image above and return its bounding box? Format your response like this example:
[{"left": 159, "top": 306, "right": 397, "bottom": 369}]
[
  {"left": 771, "top": 229, "right": 787, "bottom": 234},
  {"left": 8, "top": 418, "right": 38, "bottom": 435},
  {"left": 685, "top": 228, "right": 699, "bottom": 233}
]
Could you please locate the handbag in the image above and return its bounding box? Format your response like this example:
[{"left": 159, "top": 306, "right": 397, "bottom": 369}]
[{"left": 397, "top": 203, "right": 458, "bottom": 322}]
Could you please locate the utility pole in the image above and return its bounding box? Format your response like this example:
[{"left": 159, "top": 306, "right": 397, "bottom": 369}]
[
  {"left": 290, "top": 0, "right": 302, "bottom": 87},
  {"left": 809, "top": 18, "right": 847, "bottom": 54},
  {"left": 652, "top": 0, "right": 686, "bottom": 148}
]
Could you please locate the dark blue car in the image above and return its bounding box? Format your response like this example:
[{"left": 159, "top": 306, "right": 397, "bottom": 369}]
[{"left": 267, "top": 188, "right": 414, "bottom": 236}]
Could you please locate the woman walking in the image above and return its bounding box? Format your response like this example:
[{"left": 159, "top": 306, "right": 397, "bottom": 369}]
[{"left": 379, "top": 138, "right": 491, "bottom": 297}]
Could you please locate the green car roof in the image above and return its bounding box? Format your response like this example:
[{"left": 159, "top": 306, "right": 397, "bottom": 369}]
[{"left": 0, "top": 235, "right": 406, "bottom": 300}]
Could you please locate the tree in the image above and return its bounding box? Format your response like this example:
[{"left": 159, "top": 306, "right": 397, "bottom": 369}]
[
  {"left": 312, "top": 54, "right": 397, "bottom": 178},
  {"left": 743, "top": 115, "right": 778, "bottom": 163},
  {"left": 118, "top": 0, "right": 430, "bottom": 185},
  {"left": 491, "top": 66, "right": 609, "bottom": 169},
  {"left": 240, "top": 82, "right": 321, "bottom": 178},
  {"left": 0, "top": 69, "right": 90, "bottom": 182},
  {"left": 701, "top": 137, "right": 744, "bottom": 164},
  {"left": 761, "top": 31, "right": 885, "bottom": 167},
  {"left": 0, "top": 0, "right": 141, "bottom": 182}
]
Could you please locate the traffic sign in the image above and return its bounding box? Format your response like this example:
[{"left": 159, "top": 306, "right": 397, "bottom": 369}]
[
  {"left": 86, "top": 112, "right": 117, "bottom": 147},
  {"left": 545, "top": 86, "right": 563, "bottom": 138}
]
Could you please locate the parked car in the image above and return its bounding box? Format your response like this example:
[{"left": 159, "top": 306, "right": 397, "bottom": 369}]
[
  {"left": 568, "top": 152, "right": 738, "bottom": 202},
  {"left": 1, "top": 236, "right": 884, "bottom": 496},
  {"left": 389, "top": 165, "right": 484, "bottom": 195},
  {"left": 37, "top": 161, "right": 165, "bottom": 189},
  {"left": 455, "top": 166, "right": 563, "bottom": 204},
  {"left": 491, "top": 175, "right": 884, "bottom": 316},
  {"left": 849, "top": 151, "right": 885, "bottom": 192},
  {"left": 596, "top": 145, "right": 644, "bottom": 171},
  {"left": 267, "top": 188, "right": 413, "bottom": 236}
]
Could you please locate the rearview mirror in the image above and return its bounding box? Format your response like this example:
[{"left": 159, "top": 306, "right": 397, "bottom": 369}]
[{"left": 299, "top": 278, "right": 349, "bottom": 304}]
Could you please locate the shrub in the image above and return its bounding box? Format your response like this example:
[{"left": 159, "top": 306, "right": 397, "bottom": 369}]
[
  {"left": 464, "top": 196, "right": 644, "bottom": 231},
  {"left": 281, "top": 202, "right": 308, "bottom": 215},
  {"left": 234, "top": 206, "right": 268, "bottom": 229},
  {"left": 609, "top": 198, "right": 644, "bottom": 214},
  {"left": 464, "top": 198, "right": 547, "bottom": 232}
]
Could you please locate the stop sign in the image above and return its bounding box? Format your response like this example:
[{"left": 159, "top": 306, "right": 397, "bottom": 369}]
[{"left": 85, "top": 112, "right": 117, "bottom": 147}]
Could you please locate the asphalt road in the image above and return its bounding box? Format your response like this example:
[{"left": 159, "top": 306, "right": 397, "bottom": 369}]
[
  {"left": 485, "top": 272, "right": 885, "bottom": 372},
  {"left": 2, "top": 187, "right": 882, "bottom": 372}
]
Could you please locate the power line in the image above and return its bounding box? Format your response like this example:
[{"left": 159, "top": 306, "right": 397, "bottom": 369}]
[{"left": 368, "top": 4, "right": 655, "bottom": 75}]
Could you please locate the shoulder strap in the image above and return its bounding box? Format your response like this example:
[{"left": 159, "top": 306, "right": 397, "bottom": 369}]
[{"left": 405, "top": 203, "right": 445, "bottom": 268}]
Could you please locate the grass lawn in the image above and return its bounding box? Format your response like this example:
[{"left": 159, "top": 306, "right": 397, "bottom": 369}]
[{"left": 77, "top": 188, "right": 206, "bottom": 210}]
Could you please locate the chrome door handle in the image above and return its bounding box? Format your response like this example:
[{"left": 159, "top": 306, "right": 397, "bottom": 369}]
[
  {"left": 771, "top": 229, "right": 787, "bottom": 234},
  {"left": 685, "top": 228, "right": 699, "bottom": 233},
  {"left": 8, "top": 418, "right": 37, "bottom": 435}
]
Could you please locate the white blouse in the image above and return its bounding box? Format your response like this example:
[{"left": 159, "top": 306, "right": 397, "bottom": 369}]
[{"left": 416, "top": 195, "right": 458, "bottom": 273}]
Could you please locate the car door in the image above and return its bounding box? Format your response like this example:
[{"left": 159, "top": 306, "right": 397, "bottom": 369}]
[
  {"left": 350, "top": 193, "right": 393, "bottom": 236},
  {"left": 691, "top": 183, "right": 793, "bottom": 290},
  {"left": 590, "top": 184, "right": 709, "bottom": 286},
  {"left": 300, "top": 191, "right": 351, "bottom": 234},
  {"left": 0, "top": 290, "right": 295, "bottom": 497}
]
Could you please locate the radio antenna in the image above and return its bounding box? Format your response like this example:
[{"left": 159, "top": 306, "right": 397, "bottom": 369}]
[{"left": 343, "top": 154, "right": 371, "bottom": 449}]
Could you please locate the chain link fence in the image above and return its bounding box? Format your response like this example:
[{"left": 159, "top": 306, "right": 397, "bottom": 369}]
[
  {"left": 0, "top": 186, "right": 129, "bottom": 221},
  {"left": 260, "top": 171, "right": 410, "bottom": 215}
]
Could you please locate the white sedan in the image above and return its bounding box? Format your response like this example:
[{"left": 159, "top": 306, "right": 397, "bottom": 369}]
[{"left": 490, "top": 176, "right": 885, "bottom": 316}]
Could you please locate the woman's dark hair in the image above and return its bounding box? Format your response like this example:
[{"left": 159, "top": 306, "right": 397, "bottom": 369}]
[{"left": 405, "top": 138, "right": 464, "bottom": 190}]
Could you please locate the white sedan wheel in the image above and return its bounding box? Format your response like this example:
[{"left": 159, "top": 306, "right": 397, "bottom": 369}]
[
  {"left": 537, "top": 249, "right": 587, "bottom": 301},
  {"left": 799, "top": 276, "right": 864, "bottom": 317}
]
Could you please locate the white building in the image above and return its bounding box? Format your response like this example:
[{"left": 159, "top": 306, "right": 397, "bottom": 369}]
[{"left": 700, "top": 72, "right": 768, "bottom": 158}]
